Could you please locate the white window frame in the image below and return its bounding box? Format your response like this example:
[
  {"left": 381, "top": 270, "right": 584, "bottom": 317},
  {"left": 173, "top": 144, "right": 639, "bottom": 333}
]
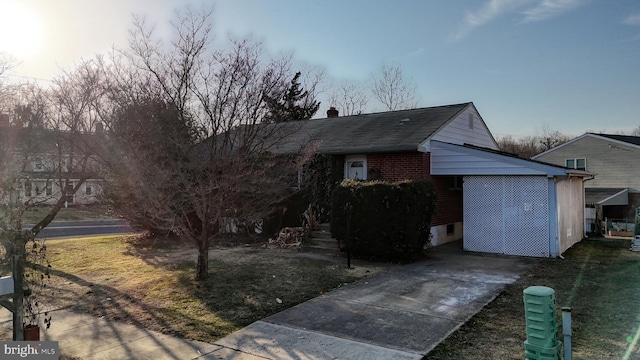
[
  {"left": 33, "top": 160, "right": 45, "bottom": 172},
  {"left": 344, "top": 155, "right": 367, "bottom": 180},
  {"left": 565, "top": 158, "right": 586, "bottom": 171}
]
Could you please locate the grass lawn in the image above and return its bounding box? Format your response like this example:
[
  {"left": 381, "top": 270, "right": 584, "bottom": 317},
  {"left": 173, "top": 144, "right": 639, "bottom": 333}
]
[
  {"left": 426, "top": 238, "right": 640, "bottom": 359},
  {"left": 29, "top": 235, "right": 385, "bottom": 343},
  {"left": 21, "top": 204, "right": 116, "bottom": 223}
]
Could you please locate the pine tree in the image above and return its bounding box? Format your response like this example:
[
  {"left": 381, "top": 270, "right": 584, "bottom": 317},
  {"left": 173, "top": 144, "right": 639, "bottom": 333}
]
[{"left": 264, "top": 72, "right": 320, "bottom": 123}]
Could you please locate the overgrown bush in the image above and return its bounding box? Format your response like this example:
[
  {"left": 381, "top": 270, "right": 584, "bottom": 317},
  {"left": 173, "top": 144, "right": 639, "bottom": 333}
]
[
  {"left": 331, "top": 179, "right": 437, "bottom": 261},
  {"left": 302, "top": 154, "right": 344, "bottom": 223}
]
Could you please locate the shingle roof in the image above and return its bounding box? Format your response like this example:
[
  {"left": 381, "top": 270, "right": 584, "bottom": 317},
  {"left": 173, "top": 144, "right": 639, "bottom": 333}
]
[
  {"left": 592, "top": 134, "right": 640, "bottom": 147},
  {"left": 269, "top": 103, "right": 471, "bottom": 154}
]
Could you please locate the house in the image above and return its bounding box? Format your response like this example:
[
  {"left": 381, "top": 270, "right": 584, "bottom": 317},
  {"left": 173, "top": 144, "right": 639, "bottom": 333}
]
[
  {"left": 0, "top": 122, "right": 102, "bottom": 207},
  {"left": 532, "top": 133, "right": 640, "bottom": 234},
  {"left": 269, "top": 102, "right": 591, "bottom": 257}
]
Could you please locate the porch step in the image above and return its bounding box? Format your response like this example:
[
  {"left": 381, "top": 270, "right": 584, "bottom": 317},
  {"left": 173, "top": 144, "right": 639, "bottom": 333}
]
[{"left": 304, "top": 223, "right": 341, "bottom": 254}]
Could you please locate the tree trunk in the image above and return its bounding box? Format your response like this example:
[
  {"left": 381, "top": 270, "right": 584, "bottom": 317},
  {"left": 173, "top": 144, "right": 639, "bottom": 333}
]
[{"left": 195, "top": 245, "right": 209, "bottom": 281}]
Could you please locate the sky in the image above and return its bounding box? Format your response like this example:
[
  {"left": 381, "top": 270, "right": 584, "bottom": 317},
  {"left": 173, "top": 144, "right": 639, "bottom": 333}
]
[{"left": 1, "top": 0, "right": 639, "bottom": 139}]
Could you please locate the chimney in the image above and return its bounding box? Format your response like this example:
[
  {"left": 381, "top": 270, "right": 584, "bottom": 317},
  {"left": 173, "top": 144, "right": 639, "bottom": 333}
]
[{"left": 327, "top": 106, "right": 339, "bottom": 118}]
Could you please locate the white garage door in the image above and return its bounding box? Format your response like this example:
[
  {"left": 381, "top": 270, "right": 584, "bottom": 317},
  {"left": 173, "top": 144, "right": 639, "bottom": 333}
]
[{"left": 463, "top": 176, "right": 550, "bottom": 257}]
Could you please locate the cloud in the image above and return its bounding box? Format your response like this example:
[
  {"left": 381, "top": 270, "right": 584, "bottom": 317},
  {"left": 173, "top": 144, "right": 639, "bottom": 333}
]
[
  {"left": 521, "top": 0, "right": 586, "bottom": 22},
  {"left": 453, "top": 0, "right": 588, "bottom": 40},
  {"left": 454, "top": 0, "right": 527, "bottom": 40},
  {"left": 623, "top": 13, "right": 640, "bottom": 26}
]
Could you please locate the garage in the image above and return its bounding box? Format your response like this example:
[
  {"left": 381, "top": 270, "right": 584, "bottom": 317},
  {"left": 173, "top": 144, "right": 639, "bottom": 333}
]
[{"left": 430, "top": 141, "right": 591, "bottom": 257}]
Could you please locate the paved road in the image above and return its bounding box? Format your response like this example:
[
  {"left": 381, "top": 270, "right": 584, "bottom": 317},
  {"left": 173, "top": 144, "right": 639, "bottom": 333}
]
[{"left": 31, "top": 220, "right": 134, "bottom": 239}]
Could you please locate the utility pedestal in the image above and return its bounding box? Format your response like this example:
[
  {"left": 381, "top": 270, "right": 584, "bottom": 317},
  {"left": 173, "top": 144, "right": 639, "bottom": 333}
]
[{"left": 523, "top": 286, "right": 561, "bottom": 359}]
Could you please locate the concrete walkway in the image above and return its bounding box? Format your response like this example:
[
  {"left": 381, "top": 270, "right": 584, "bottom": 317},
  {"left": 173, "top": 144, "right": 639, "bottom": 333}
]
[{"left": 0, "top": 246, "right": 533, "bottom": 359}]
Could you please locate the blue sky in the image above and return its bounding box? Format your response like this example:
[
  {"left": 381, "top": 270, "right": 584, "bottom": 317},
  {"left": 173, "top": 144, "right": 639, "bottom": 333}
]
[{"left": 2, "top": 0, "right": 640, "bottom": 138}]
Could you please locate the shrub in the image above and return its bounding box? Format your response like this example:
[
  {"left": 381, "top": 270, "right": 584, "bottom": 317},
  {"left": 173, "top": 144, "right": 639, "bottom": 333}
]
[
  {"left": 331, "top": 179, "right": 437, "bottom": 261},
  {"left": 302, "top": 154, "right": 344, "bottom": 223}
]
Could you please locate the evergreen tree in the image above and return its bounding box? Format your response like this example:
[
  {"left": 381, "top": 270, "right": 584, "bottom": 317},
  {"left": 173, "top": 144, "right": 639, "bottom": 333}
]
[{"left": 264, "top": 72, "right": 320, "bottom": 123}]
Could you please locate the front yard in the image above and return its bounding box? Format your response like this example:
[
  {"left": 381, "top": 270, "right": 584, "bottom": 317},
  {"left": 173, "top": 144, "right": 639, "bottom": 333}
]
[
  {"left": 427, "top": 238, "right": 640, "bottom": 359},
  {"left": 2, "top": 234, "right": 638, "bottom": 359},
  {"left": 22, "top": 235, "right": 386, "bottom": 343}
]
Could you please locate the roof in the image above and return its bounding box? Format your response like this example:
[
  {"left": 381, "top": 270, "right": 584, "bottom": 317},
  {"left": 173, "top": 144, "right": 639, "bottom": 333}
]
[
  {"left": 532, "top": 133, "right": 640, "bottom": 159},
  {"left": 430, "top": 140, "right": 594, "bottom": 177},
  {"left": 585, "top": 187, "right": 628, "bottom": 206},
  {"left": 267, "top": 103, "right": 472, "bottom": 154},
  {"left": 593, "top": 134, "right": 640, "bottom": 146}
]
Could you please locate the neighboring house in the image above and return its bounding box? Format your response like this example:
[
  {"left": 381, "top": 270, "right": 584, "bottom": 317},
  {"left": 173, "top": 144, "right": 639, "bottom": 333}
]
[
  {"left": 269, "top": 102, "right": 591, "bottom": 257},
  {"left": 532, "top": 133, "right": 640, "bottom": 234},
  {"left": 0, "top": 123, "right": 102, "bottom": 206}
]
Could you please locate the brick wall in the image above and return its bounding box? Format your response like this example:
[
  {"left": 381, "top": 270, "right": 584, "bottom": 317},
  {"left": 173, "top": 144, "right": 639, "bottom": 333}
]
[
  {"left": 367, "top": 152, "right": 428, "bottom": 181},
  {"left": 366, "top": 151, "right": 462, "bottom": 226}
]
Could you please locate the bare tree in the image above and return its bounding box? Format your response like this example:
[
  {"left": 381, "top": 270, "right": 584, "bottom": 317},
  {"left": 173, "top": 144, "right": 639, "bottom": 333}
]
[
  {"left": 369, "top": 61, "right": 418, "bottom": 111},
  {"left": 329, "top": 81, "right": 369, "bottom": 116},
  {"left": 0, "top": 60, "right": 106, "bottom": 339},
  {"left": 497, "top": 135, "right": 543, "bottom": 159},
  {"left": 538, "top": 124, "right": 570, "bottom": 152},
  {"left": 497, "top": 125, "right": 572, "bottom": 158},
  {"left": 102, "top": 9, "right": 318, "bottom": 280},
  {"left": 0, "top": 52, "right": 15, "bottom": 78}
]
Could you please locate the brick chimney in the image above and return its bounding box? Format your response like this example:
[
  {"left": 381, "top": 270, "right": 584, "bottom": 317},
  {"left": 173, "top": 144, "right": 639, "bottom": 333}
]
[{"left": 326, "top": 106, "right": 339, "bottom": 118}]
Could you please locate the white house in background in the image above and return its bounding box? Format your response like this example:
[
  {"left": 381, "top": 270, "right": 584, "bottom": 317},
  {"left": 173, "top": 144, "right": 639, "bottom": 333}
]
[{"left": 0, "top": 124, "right": 103, "bottom": 206}]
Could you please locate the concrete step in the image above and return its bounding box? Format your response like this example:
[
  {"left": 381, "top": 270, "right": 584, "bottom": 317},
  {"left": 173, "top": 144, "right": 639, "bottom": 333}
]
[
  {"left": 310, "top": 229, "right": 333, "bottom": 239},
  {"left": 306, "top": 237, "right": 339, "bottom": 248},
  {"left": 315, "top": 223, "right": 331, "bottom": 231}
]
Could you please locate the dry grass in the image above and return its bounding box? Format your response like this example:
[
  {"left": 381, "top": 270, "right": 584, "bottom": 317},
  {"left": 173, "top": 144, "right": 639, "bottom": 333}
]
[
  {"left": 426, "top": 238, "right": 640, "bottom": 360},
  {"left": 34, "top": 235, "right": 385, "bottom": 343}
]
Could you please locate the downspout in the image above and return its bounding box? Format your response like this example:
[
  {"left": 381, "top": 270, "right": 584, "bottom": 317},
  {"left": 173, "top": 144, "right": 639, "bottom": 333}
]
[
  {"left": 582, "top": 174, "right": 595, "bottom": 239},
  {"left": 549, "top": 176, "right": 560, "bottom": 258}
]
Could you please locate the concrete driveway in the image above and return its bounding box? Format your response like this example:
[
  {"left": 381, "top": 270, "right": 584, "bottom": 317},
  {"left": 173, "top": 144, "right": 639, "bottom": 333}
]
[{"left": 214, "top": 244, "right": 534, "bottom": 359}]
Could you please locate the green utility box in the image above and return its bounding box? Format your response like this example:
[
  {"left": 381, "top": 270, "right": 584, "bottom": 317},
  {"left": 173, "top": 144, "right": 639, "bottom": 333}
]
[{"left": 523, "top": 286, "right": 561, "bottom": 359}]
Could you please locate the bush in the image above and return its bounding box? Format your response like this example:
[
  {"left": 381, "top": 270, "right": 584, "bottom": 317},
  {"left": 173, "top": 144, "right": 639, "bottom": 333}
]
[
  {"left": 302, "top": 154, "right": 344, "bottom": 223},
  {"left": 331, "top": 179, "right": 437, "bottom": 261}
]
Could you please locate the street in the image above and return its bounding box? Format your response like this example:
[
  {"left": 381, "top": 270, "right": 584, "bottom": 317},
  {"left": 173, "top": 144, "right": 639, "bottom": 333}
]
[{"left": 31, "top": 220, "right": 134, "bottom": 239}]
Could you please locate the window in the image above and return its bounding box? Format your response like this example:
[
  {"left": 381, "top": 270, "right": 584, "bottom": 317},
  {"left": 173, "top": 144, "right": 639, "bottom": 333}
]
[
  {"left": 468, "top": 113, "right": 474, "bottom": 130},
  {"left": 345, "top": 156, "right": 367, "bottom": 180},
  {"left": 46, "top": 185, "right": 52, "bottom": 196},
  {"left": 446, "top": 223, "right": 455, "bottom": 235},
  {"left": 33, "top": 161, "right": 44, "bottom": 172},
  {"left": 86, "top": 185, "right": 93, "bottom": 196},
  {"left": 24, "top": 182, "right": 32, "bottom": 197},
  {"left": 566, "top": 158, "right": 586, "bottom": 171}
]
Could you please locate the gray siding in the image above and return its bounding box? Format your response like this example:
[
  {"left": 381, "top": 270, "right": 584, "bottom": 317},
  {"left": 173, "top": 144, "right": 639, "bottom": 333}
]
[
  {"left": 535, "top": 136, "right": 640, "bottom": 191},
  {"left": 426, "top": 106, "right": 498, "bottom": 151}
]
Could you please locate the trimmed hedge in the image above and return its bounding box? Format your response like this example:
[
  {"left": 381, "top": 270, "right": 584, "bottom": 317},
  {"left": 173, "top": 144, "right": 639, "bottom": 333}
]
[{"left": 330, "top": 179, "right": 437, "bottom": 261}]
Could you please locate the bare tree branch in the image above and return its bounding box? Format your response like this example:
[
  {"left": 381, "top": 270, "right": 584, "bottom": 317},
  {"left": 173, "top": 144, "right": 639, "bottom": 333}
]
[{"left": 370, "top": 61, "right": 418, "bottom": 111}]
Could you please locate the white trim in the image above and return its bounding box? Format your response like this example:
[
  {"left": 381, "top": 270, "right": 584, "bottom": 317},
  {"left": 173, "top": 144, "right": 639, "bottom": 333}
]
[{"left": 344, "top": 155, "right": 367, "bottom": 180}]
